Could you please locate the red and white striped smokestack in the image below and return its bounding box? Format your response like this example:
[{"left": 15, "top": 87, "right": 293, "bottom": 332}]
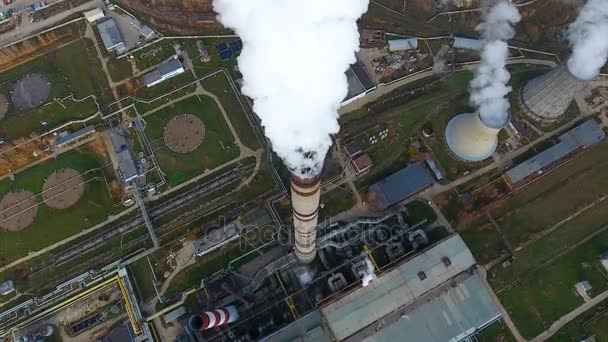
[
  {"left": 188, "top": 306, "right": 239, "bottom": 331},
  {"left": 290, "top": 174, "right": 321, "bottom": 263}
]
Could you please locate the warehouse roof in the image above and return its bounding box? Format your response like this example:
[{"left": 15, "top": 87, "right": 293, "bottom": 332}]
[
  {"left": 357, "top": 272, "right": 501, "bottom": 342},
  {"left": 453, "top": 37, "right": 483, "bottom": 51},
  {"left": 388, "top": 38, "right": 418, "bottom": 51},
  {"left": 109, "top": 127, "right": 140, "bottom": 183},
  {"left": 505, "top": 120, "right": 605, "bottom": 184},
  {"left": 320, "top": 235, "right": 477, "bottom": 341},
  {"left": 369, "top": 162, "right": 433, "bottom": 209},
  {"left": 97, "top": 18, "right": 124, "bottom": 51},
  {"left": 56, "top": 125, "right": 95, "bottom": 146},
  {"left": 260, "top": 310, "right": 330, "bottom": 342}
]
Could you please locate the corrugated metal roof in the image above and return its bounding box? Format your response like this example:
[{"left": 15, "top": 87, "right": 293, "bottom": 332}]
[
  {"left": 260, "top": 310, "right": 330, "bottom": 342},
  {"left": 371, "top": 162, "right": 433, "bottom": 208},
  {"left": 505, "top": 120, "right": 605, "bottom": 184},
  {"left": 453, "top": 37, "right": 482, "bottom": 51},
  {"left": 97, "top": 18, "right": 123, "bottom": 50},
  {"left": 321, "top": 235, "right": 476, "bottom": 341},
  {"left": 425, "top": 158, "right": 444, "bottom": 181},
  {"left": 388, "top": 38, "right": 418, "bottom": 51},
  {"left": 56, "top": 125, "right": 95, "bottom": 146},
  {"left": 360, "top": 273, "right": 501, "bottom": 342},
  {"left": 158, "top": 58, "right": 183, "bottom": 77}
]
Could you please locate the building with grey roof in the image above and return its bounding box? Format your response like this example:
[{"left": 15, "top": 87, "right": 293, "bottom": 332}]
[
  {"left": 56, "top": 125, "right": 96, "bottom": 148},
  {"left": 453, "top": 37, "right": 483, "bottom": 51},
  {"left": 109, "top": 127, "right": 141, "bottom": 184},
  {"left": 369, "top": 162, "right": 434, "bottom": 209},
  {"left": 97, "top": 18, "right": 125, "bottom": 54},
  {"left": 193, "top": 223, "right": 240, "bottom": 257},
  {"left": 505, "top": 119, "right": 605, "bottom": 186},
  {"left": 388, "top": 37, "right": 418, "bottom": 52},
  {"left": 319, "top": 235, "right": 501, "bottom": 341},
  {"left": 342, "top": 61, "right": 376, "bottom": 106},
  {"left": 260, "top": 310, "right": 330, "bottom": 342},
  {"left": 143, "top": 58, "right": 185, "bottom": 87}
]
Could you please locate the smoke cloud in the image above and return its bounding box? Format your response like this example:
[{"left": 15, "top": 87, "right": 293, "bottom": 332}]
[
  {"left": 433, "top": 44, "right": 451, "bottom": 74},
  {"left": 567, "top": 0, "right": 608, "bottom": 80},
  {"left": 213, "top": 0, "right": 369, "bottom": 178},
  {"left": 361, "top": 256, "right": 376, "bottom": 287},
  {"left": 469, "top": 1, "right": 521, "bottom": 128}
]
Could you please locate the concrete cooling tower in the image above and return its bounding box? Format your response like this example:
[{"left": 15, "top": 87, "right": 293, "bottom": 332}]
[
  {"left": 519, "top": 63, "right": 588, "bottom": 123},
  {"left": 290, "top": 174, "right": 321, "bottom": 264},
  {"left": 445, "top": 112, "right": 507, "bottom": 162}
]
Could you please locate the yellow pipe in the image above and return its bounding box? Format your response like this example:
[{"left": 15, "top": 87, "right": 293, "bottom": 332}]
[
  {"left": 116, "top": 275, "right": 142, "bottom": 335},
  {"left": 363, "top": 245, "right": 381, "bottom": 271}
]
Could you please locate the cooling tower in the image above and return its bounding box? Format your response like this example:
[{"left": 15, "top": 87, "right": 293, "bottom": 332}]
[
  {"left": 445, "top": 112, "right": 507, "bottom": 162},
  {"left": 291, "top": 174, "right": 321, "bottom": 263},
  {"left": 520, "top": 63, "right": 588, "bottom": 123},
  {"left": 188, "top": 306, "right": 239, "bottom": 331}
]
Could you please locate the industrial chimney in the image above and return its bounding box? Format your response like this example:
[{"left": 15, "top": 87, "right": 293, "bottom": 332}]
[
  {"left": 519, "top": 63, "right": 587, "bottom": 124},
  {"left": 290, "top": 174, "right": 321, "bottom": 263},
  {"left": 188, "top": 306, "right": 239, "bottom": 331},
  {"left": 445, "top": 111, "right": 507, "bottom": 162}
]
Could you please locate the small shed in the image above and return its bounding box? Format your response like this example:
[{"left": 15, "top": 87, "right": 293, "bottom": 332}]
[
  {"left": 84, "top": 8, "right": 105, "bottom": 23},
  {"left": 351, "top": 154, "right": 373, "bottom": 174}
]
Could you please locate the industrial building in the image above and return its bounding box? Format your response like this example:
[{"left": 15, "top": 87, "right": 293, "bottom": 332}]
[
  {"left": 83, "top": 8, "right": 105, "bottom": 23},
  {"left": 193, "top": 223, "right": 240, "bottom": 257},
  {"left": 351, "top": 154, "right": 373, "bottom": 174},
  {"left": 388, "top": 37, "right": 418, "bottom": 52},
  {"left": 445, "top": 111, "right": 507, "bottom": 162},
  {"left": 143, "top": 58, "right": 185, "bottom": 87},
  {"left": 260, "top": 235, "right": 501, "bottom": 342},
  {"left": 453, "top": 37, "right": 483, "bottom": 51},
  {"left": 519, "top": 63, "right": 588, "bottom": 123},
  {"left": 108, "top": 127, "right": 142, "bottom": 185},
  {"left": 55, "top": 125, "right": 96, "bottom": 148},
  {"left": 97, "top": 18, "right": 125, "bottom": 54},
  {"left": 369, "top": 162, "right": 434, "bottom": 209},
  {"left": 504, "top": 119, "right": 605, "bottom": 187},
  {"left": 341, "top": 62, "right": 376, "bottom": 107}
]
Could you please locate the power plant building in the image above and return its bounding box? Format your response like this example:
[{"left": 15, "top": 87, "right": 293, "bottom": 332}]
[
  {"left": 445, "top": 112, "right": 506, "bottom": 162},
  {"left": 504, "top": 119, "right": 605, "bottom": 187},
  {"left": 369, "top": 162, "right": 433, "bottom": 209},
  {"left": 97, "top": 18, "right": 125, "bottom": 54},
  {"left": 341, "top": 62, "right": 376, "bottom": 107},
  {"left": 519, "top": 63, "right": 588, "bottom": 123},
  {"left": 263, "top": 235, "right": 502, "bottom": 341}
]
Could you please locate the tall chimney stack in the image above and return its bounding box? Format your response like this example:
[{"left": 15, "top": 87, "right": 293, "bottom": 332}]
[
  {"left": 445, "top": 111, "right": 508, "bottom": 162},
  {"left": 519, "top": 63, "right": 588, "bottom": 124},
  {"left": 290, "top": 174, "right": 321, "bottom": 263}
]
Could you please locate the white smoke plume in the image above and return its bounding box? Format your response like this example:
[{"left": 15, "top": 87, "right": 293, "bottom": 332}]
[
  {"left": 361, "top": 256, "right": 376, "bottom": 287},
  {"left": 567, "top": 0, "right": 608, "bottom": 80},
  {"left": 469, "top": 1, "right": 521, "bottom": 128},
  {"left": 213, "top": 0, "right": 369, "bottom": 178},
  {"left": 433, "top": 44, "right": 451, "bottom": 74}
]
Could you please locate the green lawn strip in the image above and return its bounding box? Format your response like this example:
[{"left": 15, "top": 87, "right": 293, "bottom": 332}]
[
  {"left": 405, "top": 200, "right": 437, "bottom": 223},
  {"left": 2, "top": 96, "right": 97, "bottom": 140},
  {"left": 130, "top": 257, "right": 157, "bottom": 302},
  {"left": 0, "top": 147, "right": 119, "bottom": 262},
  {"left": 107, "top": 57, "right": 133, "bottom": 83},
  {"left": 133, "top": 39, "right": 176, "bottom": 70},
  {"left": 549, "top": 300, "right": 608, "bottom": 341},
  {"left": 497, "top": 228, "right": 608, "bottom": 338},
  {"left": 201, "top": 72, "right": 260, "bottom": 150},
  {"left": 476, "top": 320, "right": 517, "bottom": 342},
  {"left": 145, "top": 95, "right": 238, "bottom": 187},
  {"left": 319, "top": 186, "right": 357, "bottom": 220}
]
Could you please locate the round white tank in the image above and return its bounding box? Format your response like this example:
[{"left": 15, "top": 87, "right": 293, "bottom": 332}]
[{"left": 444, "top": 112, "right": 505, "bottom": 162}]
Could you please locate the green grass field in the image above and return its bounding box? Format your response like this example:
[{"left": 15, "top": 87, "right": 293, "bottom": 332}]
[
  {"left": 405, "top": 200, "right": 437, "bottom": 224},
  {"left": 0, "top": 38, "right": 110, "bottom": 140},
  {"left": 550, "top": 300, "right": 608, "bottom": 341},
  {"left": 182, "top": 38, "right": 239, "bottom": 78},
  {"left": 0, "top": 146, "right": 119, "bottom": 263},
  {"left": 476, "top": 320, "right": 516, "bottom": 342},
  {"left": 133, "top": 39, "right": 176, "bottom": 71},
  {"left": 106, "top": 57, "right": 133, "bottom": 82},
  {"left": 130, "top": 257, "right": 157, "bottom": 302},
  {"left": 319, "top": 186, "right": 357, "bottom": 220},
  {"left": 201, "top": 72, "right": 260, "bottom": 150},
  {"left": 145, "top": 95, "right": 239, "bottom": 187}
]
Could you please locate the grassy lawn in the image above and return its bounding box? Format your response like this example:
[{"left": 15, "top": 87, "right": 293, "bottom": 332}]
[
  {"left": 550, "top": 300, "right": 608, "bottom": 341},
  {"left": 476, "top": 320, "right": 516, "bottom": 342},
  {"left": 130, "top": 257, "right": 157, "bottom": 302},
  {"left": 181, "top": 38, "right": 239, "bottom": 78},
  {"left": 145, "top": 95, "right": 239, "bottom": 187},
  {"left": 201, "top": 72, "right": 260, "bottom": 150},
  {"left": 319, "top": 186, "right": 357, "bottom": 220},
  {"left": 0, "top": 145, "right": 119, "bottom": 263},
  {"left": 133, "top": 39, "right": 176, "bottom": 71},
  {"left": 462, "top": 141, "right": 608, "bottom": 265},
  {"left": 496, "top": 225, "right": 608, "bottom": 339},
  {"left": 0, "top": 38, "right": 110, "bottom": 140},
  {"left": 405, "top": 200, "right": 437, "bottom": 224},
  {"left": 106, "top": 57, "right": 133, "bottom": 82}
]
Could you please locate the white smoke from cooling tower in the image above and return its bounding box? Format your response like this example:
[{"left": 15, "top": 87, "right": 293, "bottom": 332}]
[
  {"left": 469, "top": 1, "right": 521, "bottom": 128},
  {"left": 361, "top": 256, "right": 376, "bottom": 287},
  {"left": 566, "top": 0, "right": 608, "bottom": 81},
  {"left": 213, "top": 0, "right": 369, "bottom": 178}
]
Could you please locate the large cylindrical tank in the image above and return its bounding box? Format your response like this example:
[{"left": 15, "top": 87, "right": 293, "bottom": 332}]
[
  {"left": 519, "top": 63, "right": 588, "bottom": 123},
  {"left": 188, "top": 306, "right": 239, "bottom": 331},
  {"left": 291, "top": 174, "right": 321, "bottom": 264},
  {"left": 445, "top": 112, "right": 506, "bottom": 162}
]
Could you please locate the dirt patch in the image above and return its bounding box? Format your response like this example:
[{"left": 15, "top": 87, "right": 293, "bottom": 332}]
[
  {"left": 11, "top": 73, "right": 51, "bottom": 110},
  {"left": 88, "top": 136, "right": 109, "bottom": 162},
  {"left": 0, "top": 94, "right": 8, "bottom": 120},
  {"left": 42, "top": 168, "right": 84, "bottom": 209},
  {"left": 0, "top": 190, "right": 38, "bottom": 231},
  {"left": 163, "top": 114, "right": 205, "bottom": 153}
]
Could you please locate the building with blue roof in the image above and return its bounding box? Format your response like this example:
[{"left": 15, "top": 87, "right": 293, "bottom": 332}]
[
  {"left": 143, "top": 58, "right": 185, "bottom": 87},
  {"left": 504, "top": 119, "right": 605, "bottom": 187},
  {"left": 369, "top": 162, "right": 434, "bottom": 209}
]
